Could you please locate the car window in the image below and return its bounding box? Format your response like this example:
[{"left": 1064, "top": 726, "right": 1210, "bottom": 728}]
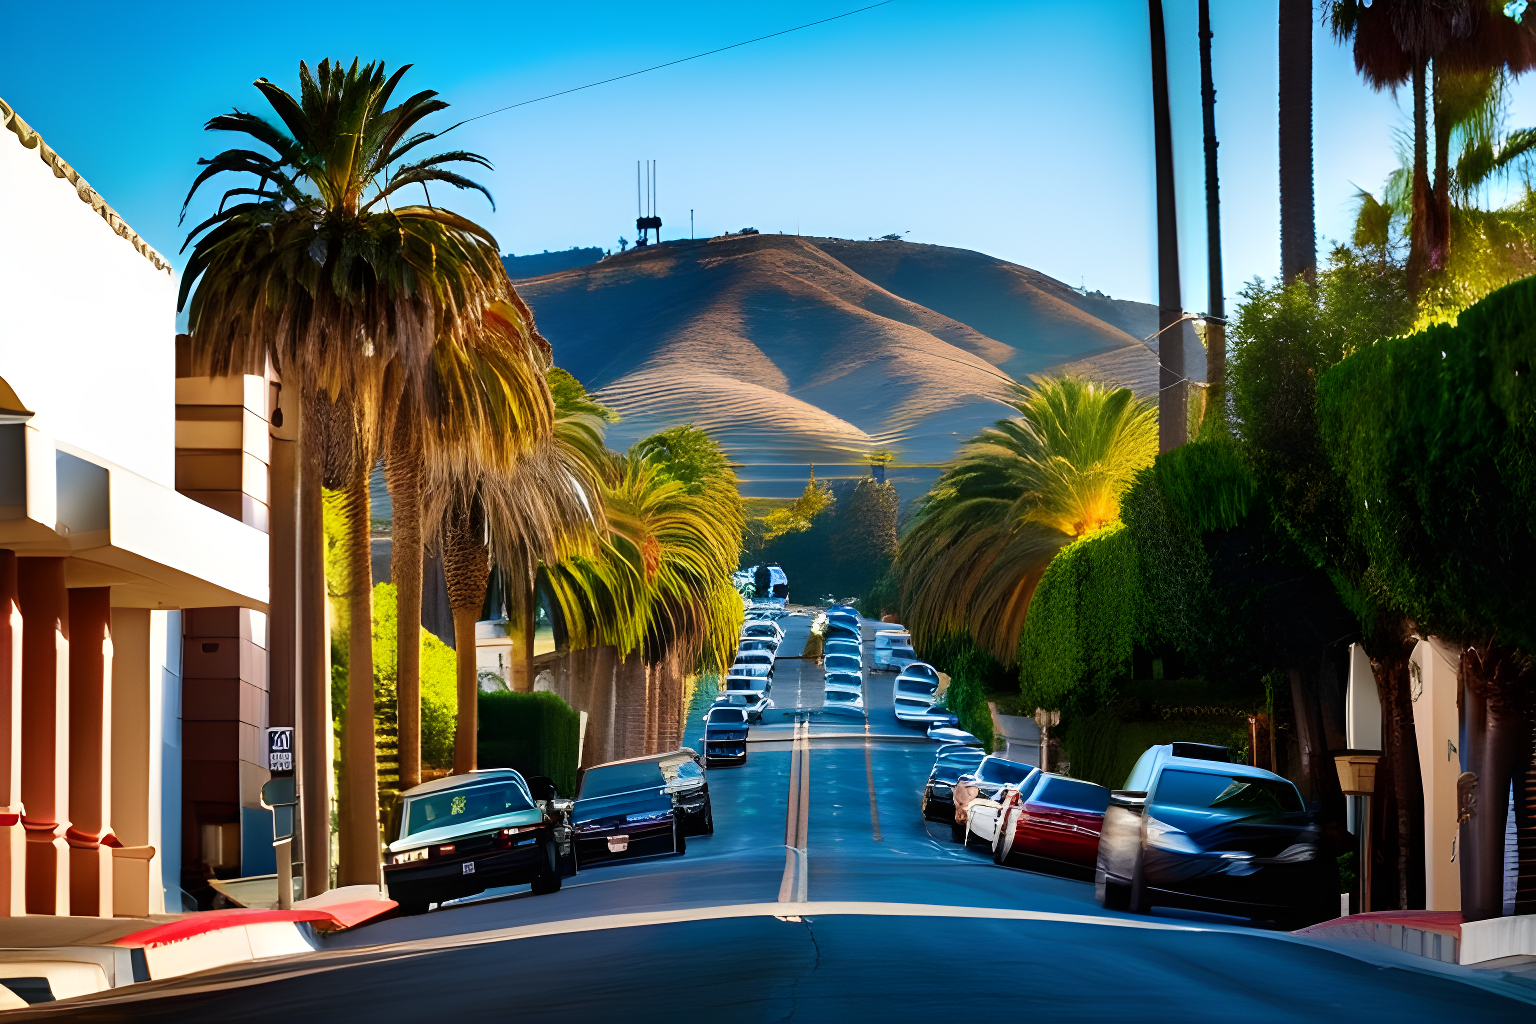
[
  {"left": 405, "top": 781, "right": 534, "bottom": 837},
  {"left": 1153, "top": 769, "right": 1303, "bottom": 815},
  {"left": 895, "top": 697, "right": 933, "bottom": 708},
  {"left": 709, "top": 708, "right": 747, "bottom": 722},
  {"left": 895, "top": 680, "right": 937, "bottom": 695},
  {"left": 1034, "top": 777, "right": 1109, "bottom": 813},
  {"left": 976, "top": 758, "right": 1034, "bottom": 786},
  {"left": 905, "top": 664, "right": 938, "bottom": 680},
  {"left": 577, "top": 761, "right": 667, "bottom": 799},
  {"left": 658, "top": 756, "right": 703, "bottom": 782}
]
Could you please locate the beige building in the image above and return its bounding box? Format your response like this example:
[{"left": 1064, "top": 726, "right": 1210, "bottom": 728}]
[{"left": 0, "top": 97, "right": 272, "bottom": 916}]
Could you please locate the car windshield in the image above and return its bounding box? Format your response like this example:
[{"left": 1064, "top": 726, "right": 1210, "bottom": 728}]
[
  {"left": 976, "top": 759, "right": 1033, "bottom": 786},
  {"left": 404, "top": 781, "right": 534, "bottom": 837},
  {"left": 895, "top": 680, "right": 937, "bottom": 695},
  {"left": 729, "top": 665, "right": 770, "bottom": 678},
  {"left": 825, "top": 656, "right": 861, "bottom": 670},
  {"left": 825, "top": 673, "right": 861, "bottom": 686},
  {"left": 1034, "top": 777, "right": 1109, "bottom": 813},
  {"left": 709, "top": 708, "right": 747, "bottom": 722},
  {"left": 895, "top": 697, "right": 933, "bottom": 708},
  {"left": 904, "top": 665, "right": 938, "bottom": 680},
  {"left": 577, "top": 761, "right": 666, "bottom": 799},
  {"left": 1154, "top": 769, "right": 1303, "bottom": 815}
]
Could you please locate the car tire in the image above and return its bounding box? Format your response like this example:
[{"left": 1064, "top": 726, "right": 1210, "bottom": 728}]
[
  {"left": 950, "top": 817, "right": 967, "bottom": 843},
  {"left": 1127, "top": 852, "right": 1150, "bottom": 914},
  {"left": 1099, "top": 870, "right": 1131, "bottom": 911},
  {"left": 674, "top": 821, "right": 688, "bottom": 856},
  {"left": 530, "top": 840, "right": 562, "bottom": 895}
]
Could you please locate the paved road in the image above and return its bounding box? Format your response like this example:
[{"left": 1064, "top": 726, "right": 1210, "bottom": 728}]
[{"left": 21, "top": 613, "right": 1535, "bottom": 1021}]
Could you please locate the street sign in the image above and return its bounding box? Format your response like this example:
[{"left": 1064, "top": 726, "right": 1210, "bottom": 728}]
[{"left": 266, "top": 726, "right": 294, "bottom": 773}]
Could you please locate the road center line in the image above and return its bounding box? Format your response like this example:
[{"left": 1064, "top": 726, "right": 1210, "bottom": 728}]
[
  {"left": 778, "top": 718, "right": 809, "bottom": 902},
  {"left": 864, "top": 720, "right": 882, "bottom": 842}
]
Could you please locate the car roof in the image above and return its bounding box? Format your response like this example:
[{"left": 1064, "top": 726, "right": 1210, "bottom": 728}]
[
  {"left": 584, "top": 748, "right": 700, "bottom": 771},
  {"left": 1149, "top": 745, "right": 1288, "bottom": 783},
  {"left": 398, "top": 767, "right": 526, "bottom": 799}
]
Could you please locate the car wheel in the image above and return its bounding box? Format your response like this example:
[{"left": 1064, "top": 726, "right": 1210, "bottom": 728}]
[
  {"left": 674, "top": 821, "right": 688, "bottom": 856},
  {"left": 531, "top": 840, "right": 562, "bottom": 895},
  {"left": 950, "top": 817, "right": 966, "bottom": 843},
  {"left": 1127, "top": 851, "right": 1150, "bottom": 914},
  {"left": 1098, "top": 869, "right": 1131, "bottom": 911},
  {"left": 704, "top": 805, "right": 715, "bottom": 835}
]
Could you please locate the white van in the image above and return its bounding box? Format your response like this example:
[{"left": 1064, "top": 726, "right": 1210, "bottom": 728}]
[{"left": 873, "top": 629, "right": 915, "bottom": 672}]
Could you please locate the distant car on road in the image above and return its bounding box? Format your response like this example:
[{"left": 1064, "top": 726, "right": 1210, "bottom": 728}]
[
  {"left": 873, "top": 630, "right": 915, "bottom": 671},
  {"left": 825, "top": 623, "right": 861, "bottom": 644},
  {"left": 926, "top": 722, "right": 972, "bottom": 744},
  {"left": 823, "top": 652, "right": 862, "bottom": 675},
  {"left": 724, "top": 664, "right": 772, "bottom": 703},
  {"left": 732, "top": 650, "right": 775, "bottom": 677},
  {"left": 823, "top": 639, "right": 862, "bottom": 660},
  {"left": 994, "top": 773, "right": 1110, "bottom": 878},
  {"left": 741, "top": 621, "right": 785, "bottom": 645},
  {"left": 949, "top": 755, "right": 1038, "bottom": 844},
  {"left": 922, "top": 747, "right": 986, "bottom": 823},
  {"left": 385, "top": 769, "right": 566, "bottom": 915},
  {"left": 1096, "top": 743, "right": 1333, "bottom": 927},
  {"left": 823, "top": 685, "right": 865, "bottom": 713},
  {"left": 892, "top": 663, "right": 942, "bottom": 724},
  {"left": 712, "top": 691, "right": 771, "bottom": 721},
  {"left": 703, "top": 706, "right": 750, "bottom": 766},
  {"left": 823, "top": 670, "right": 863, "bottom": 693},
  {"left": 894, "top": 662, "right": 939, "bottom": 694},
  {"left": 736, "top": 637, "right": 778, "bottom": 658}
]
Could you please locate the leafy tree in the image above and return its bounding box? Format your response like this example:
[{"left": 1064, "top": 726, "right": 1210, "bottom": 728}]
[
  {"left": 759, "top": 470, "right": 835, "bottom": 543},
  {"left": 899, "top": 376, "right": 1157, "bottom": 663},
  {"left": 1317, "top": 275, "right": 1536, "bottom": 919}
]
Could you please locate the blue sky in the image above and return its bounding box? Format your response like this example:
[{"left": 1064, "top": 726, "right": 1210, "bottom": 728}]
[{"left": 6, "top": 1, "right": 1533, "bottom": 324}]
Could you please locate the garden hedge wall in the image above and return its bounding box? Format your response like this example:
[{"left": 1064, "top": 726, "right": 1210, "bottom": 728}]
[{"left": 478, "top": 690, "right": 582, "bottom": 797}]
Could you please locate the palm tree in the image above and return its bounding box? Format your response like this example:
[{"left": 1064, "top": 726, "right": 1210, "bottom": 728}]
[
  {"left": 180, "top": 58, "right": 524, "bottom": 889},
  {"left": 898, "top": 377, "right": 1158, "bottom": 665},
  {"left": 1148, "top": 0, "right": 1186, "bottom": 451},
  {"left": 1198, "top": 0, "right": 1228, "bottom": 433},
  {"left": 1280, "top": 0, "right": 1315, "bottom": 284}
]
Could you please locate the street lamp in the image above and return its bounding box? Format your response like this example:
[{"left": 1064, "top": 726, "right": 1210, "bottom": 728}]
[{"left": 1334, "top": 752, "right": 1380, "bottom": 913}]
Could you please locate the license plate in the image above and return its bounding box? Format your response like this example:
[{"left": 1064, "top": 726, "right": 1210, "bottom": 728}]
[
  {"left": 607, "top": 835, "right": 629, "bottom": 853},
  {"left": 462, "top": 861, "right": 475, "bottom": 875}
]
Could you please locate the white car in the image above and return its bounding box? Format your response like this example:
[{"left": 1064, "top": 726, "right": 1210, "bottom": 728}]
[
  {"left": 712, "top": 691, "right": 771, "bottom": 721},
  {"left": 823, "top": 639, "right": 861, "bottom": 660},
  {"left": 823, "top": 653, "right": 862, "bottom": 675},
  {"left": 741, "top": 620, "right": 785, "bottom": 644},
  {"left": 823, "top": 670, "right": 863, "bottom": 693},
  {"left": 823, "top": 685, "right": 866, "bottom": 713},
  {"left": 893, "top": 663, "right": 941, "bottom": 723},
  {"left": 723, "top": 664, "right": 772, "bottom": 702},
  {"left": 895, "top": 662, "right": 940, "bottom": 694},
  {"left": 732, "top": 650, "right": 775, "bottom": 676},
  {"left": 737, "top": 637, "right": 779, "bottom": 659},
  {"left": 873, "top": 630, "right": 916, "bottom": 672}
]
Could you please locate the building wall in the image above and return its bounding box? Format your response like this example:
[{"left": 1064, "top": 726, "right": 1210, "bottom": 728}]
[
  {"left": 1411, "top": 638, "right": 1462, "bottom": 912},
  {"left": 0, "top": 112, "right": 175, "bottom": 490}
]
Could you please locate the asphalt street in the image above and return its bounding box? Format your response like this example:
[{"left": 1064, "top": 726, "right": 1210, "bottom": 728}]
[{"left": 22, "top": 613, "right": 1536, "bottom": 1022}]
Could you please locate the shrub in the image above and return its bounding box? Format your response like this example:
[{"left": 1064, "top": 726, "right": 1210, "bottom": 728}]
[{"left": 477, "top": 690, "right": 582, "bottom": 797}]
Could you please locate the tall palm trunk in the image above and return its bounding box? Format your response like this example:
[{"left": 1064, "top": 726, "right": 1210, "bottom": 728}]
[
  {"left": 511, "top": 582, "right": 535, "bottom": 692},
  {"left": 1198, "top": 0, "right": 1225, "bottom": 433},
  {"left": 1409, "top": 61, "right": 1432, "bottom": 294},
  {"left": 1430, "top": 61, "right": 1452, "bottom": 272},
  {"left": 1278, "top": 0, "right": 1314, "bottom": 284},
  {"left": 338, "top": 466, "right": 379, "bottom": 886},
  {"left": 386, "top": 419, "right": 423, "bottom": 791},
  {"left": 1148, "top": 0, "right": 1186, "bottom": 453},
  {"left": 1368, "top": 627, "right": 1425, "bottom": 911},
  {"left": 1458, "top": 643, "right": 1532, "bottom": 922},
  {"left": 443, "top": 501, "right": 490, "bottom": 774},
  {"left": 298, "top": 418, "right": 332, "bottom": 896}
]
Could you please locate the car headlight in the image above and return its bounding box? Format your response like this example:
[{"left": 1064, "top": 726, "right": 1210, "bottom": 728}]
[
  {"left": 392, "top": 847, "right": 428, "bottom": 864},
  {"left": 1144, "top": 816, "right": 1201, "bottom": 855}
]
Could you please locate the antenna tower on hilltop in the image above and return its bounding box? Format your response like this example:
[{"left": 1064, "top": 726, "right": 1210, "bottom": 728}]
[{"left": 635, "top": 160, "right": 661, "bottom": 246}]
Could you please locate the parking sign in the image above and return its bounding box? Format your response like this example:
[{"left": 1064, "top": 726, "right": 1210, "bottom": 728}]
[{"left": 266, "top": 726, "right": 294, "bottom": 773}]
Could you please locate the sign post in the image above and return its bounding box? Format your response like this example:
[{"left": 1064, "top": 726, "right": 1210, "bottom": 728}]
[{"left": 263, "top": 728, "right": 297, "bottom": 909}]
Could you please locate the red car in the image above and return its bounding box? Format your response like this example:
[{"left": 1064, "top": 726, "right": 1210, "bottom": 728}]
[{"left": 993, "top": 773, "right": 1111, "bottom": 878}]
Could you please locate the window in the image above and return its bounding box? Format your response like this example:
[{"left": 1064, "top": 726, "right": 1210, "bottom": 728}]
[
  {"left": 976, "top": 759, "right": 1034, "bottom": 786},
  {"left": 1153, "top": 769, "right": 1303, "bottom": 815},
  {"left": 405, "top": 782, "right": 534, "bottom": 836},
  {"left": 1035, "top": 777, "right": 1109, "bottom": 813},
  {"left": 577, "top": 761, "right": 667, "bottom": 799}
]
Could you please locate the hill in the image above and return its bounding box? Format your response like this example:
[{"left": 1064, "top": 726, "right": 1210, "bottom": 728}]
[{"left": 512, "top": 235, "right": 1202, "bottom": 497}]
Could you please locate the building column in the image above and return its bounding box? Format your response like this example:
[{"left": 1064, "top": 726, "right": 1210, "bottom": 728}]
[
  {"left": 18, "top": 557, "right": 69, "bottom": 915},
  {"left": 0, "top": 552, "right": 24, "bottom": 916},
  {"left": 67, "top": 587, "right": 113, "bottom": 916},
  {"left": 110, "top": 608, "right": 158, "bottom": 917}
]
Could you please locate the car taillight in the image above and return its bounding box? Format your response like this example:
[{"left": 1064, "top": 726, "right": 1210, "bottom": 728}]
[
  {"left": 392, "top": 848, "right": 428, "bottom": 864},
  {"left": 438, "top": 844, "right": 456, "bottom": 855}
]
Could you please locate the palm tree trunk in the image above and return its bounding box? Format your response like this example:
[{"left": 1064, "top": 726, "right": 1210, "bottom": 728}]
[
  {"left": 1198, "top": 0, "right": 1225, "bottom": 434},
  {"left": 1278, "top": 0, "right": 1314, "bottom": 285},
  {"left": 1368, "top": 629, "right": 1425, "bottom": 910},
  {"left": 1430, "top": 60, "right": 1452, "bottom": 272},
  {"left": 298, "top": 420, "right": 333, "bottom": 896},
  {"left": 512, "top": 582, "right": 534, "bottom": 692},
  {"left": 1458, "top": 642, "right": 1531, "bottom": 922},
  {"left": 385, "top": 423, "right": 423, "bottom": 792},
  {"left": 338, "top": 466, "right": 379, "bottom": 887},
  {"left": 1409, "top": 61, "right": 1432, "bottom": 294},
  {"left": 443, "top": 500, "right": 490, "bottom": 775},
  {"left": 1149, "top": 0, "right": 1186, "bottom": 453}
]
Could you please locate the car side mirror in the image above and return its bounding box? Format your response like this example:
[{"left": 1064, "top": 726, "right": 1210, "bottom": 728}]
[
  {"left": 527, "top": 776, "right": 559, "bottom": 802},
  {"left": 1109, "top": 790, "right": 1147, "bottom": 810}
]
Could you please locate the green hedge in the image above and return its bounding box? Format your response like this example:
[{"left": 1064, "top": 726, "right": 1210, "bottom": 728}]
[
  {"left": 1063, "top": 704, "right": 1249, "bottom": 790},
  {"left": 478, "top": 690, "right": 581, "bottom": 797}
]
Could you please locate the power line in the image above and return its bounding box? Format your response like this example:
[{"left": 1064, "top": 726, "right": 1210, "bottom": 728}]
[{"left": 439, "top": 1, "right": 894, "bottom": 135}]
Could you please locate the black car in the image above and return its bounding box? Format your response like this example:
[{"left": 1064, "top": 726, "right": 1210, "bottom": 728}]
[
  {"left": 1096, "top": 744, "right": 1335, "bottom": 928},
  {"left": 571, "top": 749, "right": 712, "bottom": 868},
  {"left": 921, "top": 747, "right": 986, "bottom": 823},
  {"left": 704, "top": 706, "right": 750, "bottom": 766},
  {"left": 384, "top": 769, "right": 566, "bottom": 915}
]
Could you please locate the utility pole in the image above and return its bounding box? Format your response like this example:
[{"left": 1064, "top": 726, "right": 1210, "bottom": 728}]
[
  {"left": 1149, "top": 0, "right": 1185, "bottom": 453},
  {"left": 1199, "top": 0, "right": 1225, "bottom": 433}
]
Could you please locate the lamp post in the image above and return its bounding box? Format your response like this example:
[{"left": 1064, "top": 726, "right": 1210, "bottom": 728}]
[{"left": 1334, "top": 752, "right": 1379, "bottom": 913}]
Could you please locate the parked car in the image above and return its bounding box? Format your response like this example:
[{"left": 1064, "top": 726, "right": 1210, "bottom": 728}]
[
  {"left": 823, "top": 670, "right": 863, "bottom": 692},
  {"left": 922, "top": 747, "right": 987, "bottom": 823},
  {"left": 712, "top": 690, "right": 771, "bottom": 721},
  {"left": 873, "top": 630, "right": 915, "bottom": 671},
  {"left": 826, "top": 608, "right": 860, "bottom": 627},
  {"left": 893, "top": 664, "right": 942, "bottom": 725},
  {"left": 993, "top": 773, "right": 1110, "bottom": 878},
  {"left": 732, "top": 650, "right": 775, "bottom": 677},
  {"left": 949, "top": 755, "right": 1038, "bottom": 844},
  {"left": 895, "top": 662, "right": 940, "bottom": 694},
  {"left": 926, "top": 723, "right": 973, "bottom": 744},
  {"left": 385, "top": 769, "right": 566, "bottom": 914},
  {"left": 703, "top": 706, "right": 750, "bottom": 766},
  {"left": 823, "top": 685, "right": 865, "bottom": 713},
  {"left": 825, "top": 623, "right": 861, "bottom": 644},
  {"left": 823, "top": 639, "right": 862, "bottom": 660},
  {"left": 571, "top": 750, "right": 711, "bottom": 868},
  {"left": 1095, "top": 744, "right": 1333, "bottom": 927},
  {"left": 736, "top": 637, "right": 778, "bottom": 658},
  {"left": 723, "top": 664, "right": 772, "bottom": 702},
  {"left": 823, "top": 652, "right": 862, "bottom": 675},
  {"left": 742, "top": 620, "right": 785, "bottom": 643}
]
